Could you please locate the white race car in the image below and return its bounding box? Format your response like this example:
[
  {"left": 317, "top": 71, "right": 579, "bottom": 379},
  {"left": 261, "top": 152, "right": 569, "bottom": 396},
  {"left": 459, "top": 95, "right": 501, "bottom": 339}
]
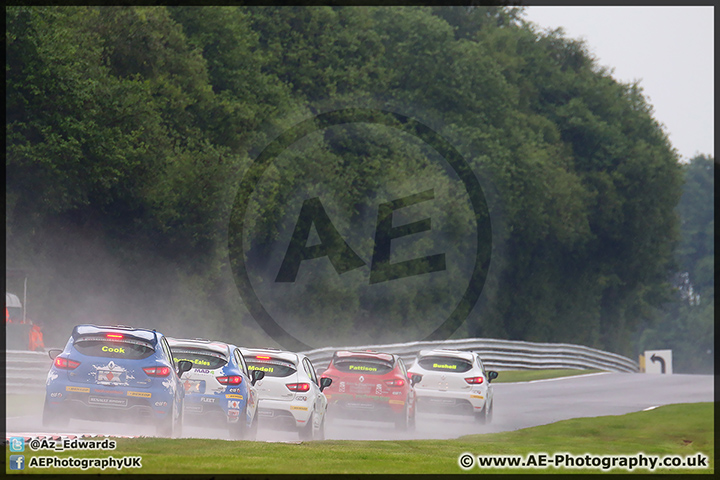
[
  {"left": 240, "top": 348, "right": 332, "bottom": 440},
  {"left": 408, "top": 349, "right": 498, "bottom": 424}
]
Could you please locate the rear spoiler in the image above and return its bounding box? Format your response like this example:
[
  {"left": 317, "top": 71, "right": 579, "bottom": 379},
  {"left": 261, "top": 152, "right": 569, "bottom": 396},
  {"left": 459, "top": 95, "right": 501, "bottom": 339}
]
[{"left": 71, "top": 324, "right": 158, "bottom": 346}]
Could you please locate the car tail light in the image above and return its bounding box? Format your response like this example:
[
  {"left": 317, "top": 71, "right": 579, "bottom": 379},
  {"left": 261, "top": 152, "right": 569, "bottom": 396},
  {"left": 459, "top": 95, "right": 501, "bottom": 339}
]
[
  {"left": 286, "top": 383, "right": 311, "bottom": 392},
  {"left": 143, "top": 366, "right": 171, "bottom": 377},
  {"left": 106, "top": 333, "right": 124, "bottom": 339},
  {"left": 54, "top": 357, "right": 80, "bottom": 370},
  {"left": 385, "top": 378, "right": 405, "bottom": 387},
  {"left": 465, "top": 376, "right": 484, "bottom": 384},
  {"left": 256, "top": 355, "right": 271, "bottom": 360},
  {"left": 217, "top": 375, "right": 243, "bottom": 385}
]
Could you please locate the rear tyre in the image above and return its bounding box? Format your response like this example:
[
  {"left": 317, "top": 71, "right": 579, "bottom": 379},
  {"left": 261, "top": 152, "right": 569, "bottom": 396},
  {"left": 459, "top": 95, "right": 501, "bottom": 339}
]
[
  {"left": 229, "top": 411, "right": 248, "bottom": 440},
  {"left": 299, "top": 412, "right": 315, "bottom": 441},
  {"left": 316, "top": 414, "right": 326, "bottom": 441},
  {"left": 246, "top": 410, "right": 259, "bottom": 441},
  {"left": 42, "top": 399, "right": 69, "bottom": 429},
  {"left": 394, "top": 405, "right": 409, "bottom": 431},
  {"left": 175, "top": 401, "right": 184, "bottom": 438},
  {"left": 474, "top": 402, "right": 489, "bottom": 425},
  {"left": 408, "top": 405, "right": 417, "bottom": 432},
  {"left": 157, "top": 402, "right": 177, "bottom": 437}
]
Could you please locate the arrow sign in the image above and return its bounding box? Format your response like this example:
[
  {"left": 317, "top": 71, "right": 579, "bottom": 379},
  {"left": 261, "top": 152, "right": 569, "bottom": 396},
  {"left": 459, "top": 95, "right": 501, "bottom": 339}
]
[{"left": 650, "top": 354, "right": 666, "bottom": 374}]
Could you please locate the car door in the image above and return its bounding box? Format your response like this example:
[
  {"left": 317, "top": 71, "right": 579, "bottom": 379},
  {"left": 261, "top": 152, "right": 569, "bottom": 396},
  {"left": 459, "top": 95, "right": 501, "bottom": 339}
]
[
  {"left": 476, "top": 354, "right": 492, "bottom": 405},
  {"left": 302, "top": 356, "right": 327, "bottom": 423},
  {"left": 160, "top": 336, "right": 184, "bottom": 415},
  {"left": 397, "top": 358, "right": 415, "bottom": 409},
  {"left": 235, "top": 349, "right": 258, "bottom": 420}
]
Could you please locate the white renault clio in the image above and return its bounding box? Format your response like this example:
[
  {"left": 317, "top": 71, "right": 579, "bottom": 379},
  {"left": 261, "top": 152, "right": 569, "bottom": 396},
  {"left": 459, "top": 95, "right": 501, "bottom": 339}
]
[
  {"left": 240, "top": 348, "right": 332, "bottom": 440},
  {"left": 408, "top": 349, "right": 498, "bottom": 423}
]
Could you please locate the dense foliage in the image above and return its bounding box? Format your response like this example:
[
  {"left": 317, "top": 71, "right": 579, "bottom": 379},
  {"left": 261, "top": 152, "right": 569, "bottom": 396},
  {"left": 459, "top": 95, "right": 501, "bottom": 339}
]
[{"left": 6, "top": 6, "right": 695, "bottom": 361}]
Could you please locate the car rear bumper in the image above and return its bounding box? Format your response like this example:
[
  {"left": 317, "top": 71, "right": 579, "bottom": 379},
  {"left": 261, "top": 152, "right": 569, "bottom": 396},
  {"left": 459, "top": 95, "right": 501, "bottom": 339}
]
[
  {"left": 256, "top": 398, "right": 311, "bottom": 428},
  {"left": 325, "top": 394, "right": 406, "bottom": 420},
  {"left": 45, "top": 385, "right": 173, "bottom": 421},
  {"left": 414, "top": 388, "right": 487, "bottom": 414}
]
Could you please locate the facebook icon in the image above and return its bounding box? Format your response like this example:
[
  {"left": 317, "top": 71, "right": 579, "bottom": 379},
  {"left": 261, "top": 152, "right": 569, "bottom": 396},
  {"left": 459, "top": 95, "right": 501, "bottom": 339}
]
[{"left": 10, "top": 455, "right": 25, "bottom": 470}]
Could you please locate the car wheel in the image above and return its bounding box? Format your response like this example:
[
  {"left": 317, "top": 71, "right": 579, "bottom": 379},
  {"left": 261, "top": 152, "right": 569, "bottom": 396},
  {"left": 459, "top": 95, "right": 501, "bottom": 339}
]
[
  {"left": 246, "top": 409, "right": 259, "bottom": 441},
  {"left": 316, "top": 413, "right": 326, "bottom": 441},
  {"left": 474, "top": 401, "right": 489, "bottom": 424},
  {"left": 175, "top": 400, "right": 184, "bottom": 438},
  {"left": 394, "top": 405, "right": 409, "bottom": 431},
  {"left": 229, "top": 410, "right": 248, "bottom": 440},
  {"left": 408, "top": 404, "right": 417, "bottom": 432},
  {"left": 299, "top": 412, "right": 315, "bottom": 441},
  {"left": 157, "top": 402, "right": 176, "bottom": 437},
  {"left": 42, "top": 399, "right": 69, "bottom": 429}
]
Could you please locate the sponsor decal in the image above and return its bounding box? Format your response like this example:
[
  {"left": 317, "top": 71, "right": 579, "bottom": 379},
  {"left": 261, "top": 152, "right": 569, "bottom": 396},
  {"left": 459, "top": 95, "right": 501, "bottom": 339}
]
[
  {"left": 66, "top": 386, "right": 90, "bottom": 393},
  {"left": 226, "top": 394, "right": 244, "bottom": 399},
  {"left": 154, "top": 401, "right": 168, "bottom": 407},
  {"left": 194, "top": 369, "right": 211, "bottom": 374},
  {"left": 470, "top": 394, "right": 484, "bottom": 399},
  {"left": 389, "top": 399, "right": 405, "bottom": 405},
  {"left": 228, "top": 400, "right": 241, "bottom": 409},
  {"left": 433, "top": 363, "right": 458, "bottom": 370},
  {"left": 349, "top": 365, "right": 378, "bottom": 372},
  {"left": 228, "top": 409, "right": 240, "bottom": 416},
  {"left": 93, "top": 388, "right": 123, "bottom": 395},
  {"left": 249, "top": 365, "right": 274, "bottom": 373},
  {"left": 201, "top": 397, "right": 216, "bottom": 403},
  {"left": 127, "top": 391, "right": 152, "bottom": 398},
  {"left": 89, "top": 396, "right": 128, "bottom": 407},
  {"left": 50, "top": 392, "right": 63, "bottom": 398},
  {"left": 174, "top": 357, "right": 211, "bottom": 367},
  {"left": 375, "top": 384, "right": 383, "bottom": 395},
  {"left": 101, "top": 345, "right": 125, "bottom": 354},
  {"left": 295, "top": 395, "right": 308, "bottom": 402},
  {"left": 290, "top": 406, "right": 309, "bottom": 411},
  {"left": 227, "top": 388, "right": 242, "bottom": 393}
]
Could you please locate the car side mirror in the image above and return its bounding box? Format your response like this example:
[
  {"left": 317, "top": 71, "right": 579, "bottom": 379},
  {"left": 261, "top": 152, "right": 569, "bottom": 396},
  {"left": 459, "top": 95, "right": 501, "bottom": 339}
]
[
  {"left": 320, "top": 376, "right": 332, "bottom": 392},
  {"left": 488, "top": 371, "right": 498, "bottom": 382},
  {"left": 251, "top": 369, "right": 265, "bottom": 386},
  {"left": 410, "top": 374, "right": 423, "bottom": 387},
  {"left": 48, "top": 349, "right": 62, "bottom": 361},
  {"left": 177, "top": 360, "right": 193, "bottom": 378}
]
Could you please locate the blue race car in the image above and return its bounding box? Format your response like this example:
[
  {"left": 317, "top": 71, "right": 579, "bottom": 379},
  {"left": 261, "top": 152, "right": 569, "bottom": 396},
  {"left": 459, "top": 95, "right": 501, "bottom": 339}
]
[
  {"left": 44, "top": 324, "right": 192, "bottom": 437},
  {"left": 166, "top": 338, "right": 265, "bottom": 440}
]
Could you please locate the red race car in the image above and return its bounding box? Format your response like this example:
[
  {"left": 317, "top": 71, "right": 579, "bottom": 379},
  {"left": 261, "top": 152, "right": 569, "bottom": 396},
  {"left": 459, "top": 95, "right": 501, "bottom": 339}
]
[{"left": 320, "top": 350, "right": 422, "bottom": 431}]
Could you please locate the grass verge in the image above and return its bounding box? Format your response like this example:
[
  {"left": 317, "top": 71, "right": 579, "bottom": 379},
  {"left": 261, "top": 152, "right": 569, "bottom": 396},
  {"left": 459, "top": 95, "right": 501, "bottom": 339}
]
[
  {"left": 493, "top": 369, "right": 604, "bottom": 383},
  {"left": 5, "top": 402, "right": 713, "bottom": 474}
]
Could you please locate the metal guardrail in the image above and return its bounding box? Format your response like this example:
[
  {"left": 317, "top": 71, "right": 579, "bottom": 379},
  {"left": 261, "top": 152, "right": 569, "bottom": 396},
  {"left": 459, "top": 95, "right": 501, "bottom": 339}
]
[
  {"left": 4, "top": 338, "right": 638, "bottom": 395},
  {"left": 4, "top": 350, "right": 52, "bottom": 394},
  {"left": 300, "top": 338, "right": 640, "bottom": 374}
]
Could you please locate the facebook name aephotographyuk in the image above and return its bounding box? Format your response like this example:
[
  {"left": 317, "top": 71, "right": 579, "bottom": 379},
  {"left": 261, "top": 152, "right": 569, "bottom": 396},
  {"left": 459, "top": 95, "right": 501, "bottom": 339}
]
[
  {"left": 9, "top": 454, "right": 142, "bottom": 471},
  {"left": 458, "top": 452, "right": 709, "bottom": 471}
]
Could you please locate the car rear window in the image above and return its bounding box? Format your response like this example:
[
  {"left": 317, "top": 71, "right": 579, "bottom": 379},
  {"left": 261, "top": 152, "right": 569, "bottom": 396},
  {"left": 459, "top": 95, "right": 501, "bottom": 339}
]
[
  {"left": 418, "top": 356, "right": 473, "bottom": 373},
  {"left": 171, "top": 348, "right": 228, "bottom": 369},
  {"left": 333, "top": 357, "right": 394, "bottom": 375},
  {"left": 73, "top": 337, "right": 155, "bottom": 360},
  {"left": 246, "top": 357, "right": 297, "bottom": 377}
]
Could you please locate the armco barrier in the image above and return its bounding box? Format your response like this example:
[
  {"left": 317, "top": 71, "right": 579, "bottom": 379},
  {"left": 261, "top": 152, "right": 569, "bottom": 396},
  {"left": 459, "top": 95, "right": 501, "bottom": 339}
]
[
  {"left": 300, "top": 338, "right": 639, "bottom": 374},
  {"left": 5, "top": 338, "right": 638, "bottom": 395}
]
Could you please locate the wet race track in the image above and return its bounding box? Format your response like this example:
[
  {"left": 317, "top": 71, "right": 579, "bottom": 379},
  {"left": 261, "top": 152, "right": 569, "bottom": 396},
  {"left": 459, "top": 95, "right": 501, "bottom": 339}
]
[{"left": 7, "top": 372, "right": 714, "bottom": 442}]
